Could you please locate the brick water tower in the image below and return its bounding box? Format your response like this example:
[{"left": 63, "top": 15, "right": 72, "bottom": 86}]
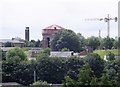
[{"left": 42, "top": 24, "right": 64, "bottom": 48}]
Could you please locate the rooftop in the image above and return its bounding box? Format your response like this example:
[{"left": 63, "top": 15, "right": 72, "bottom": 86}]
[
  {"left": 0, "top": 39, "right": 24, "bottom": 44},
  {"left": 43, "top": 24, "right": 65, "bottom": 30}
]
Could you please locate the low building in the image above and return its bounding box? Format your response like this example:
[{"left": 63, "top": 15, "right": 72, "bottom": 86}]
[
  {"left": 1, "top": 82, "right": 21, "bottom": 86},
  {"left": 28, "top": 48, "right": 43, "bottom": 60},
  {"left": 0, "top": 38, "right": 25, "bottom": 47},
  {"left": 50, "top": 51, "right": 74, "bottom": 58}
]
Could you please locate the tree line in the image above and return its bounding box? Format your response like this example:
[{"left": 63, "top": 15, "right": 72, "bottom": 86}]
[
  {"left": 1, "top": 48, "right": 120, "bottom": 86},
  {"left": 4, "top": 29, "right": 120, "bottom": 53}
]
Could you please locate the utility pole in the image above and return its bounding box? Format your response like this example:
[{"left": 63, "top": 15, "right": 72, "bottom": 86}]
[
  {"left": 34, "top": 70, "right": 36, "bottom": 82},
  {"left": 99, "top": 29, "right": 101, "bottom": 38},
  {"left": 85, "top": 14, "right": 117, "bottom": 37}
]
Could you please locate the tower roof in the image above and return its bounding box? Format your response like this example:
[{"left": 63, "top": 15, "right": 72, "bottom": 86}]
[{"left": 44, "top": 24, "right": 65, "bottom": 30}]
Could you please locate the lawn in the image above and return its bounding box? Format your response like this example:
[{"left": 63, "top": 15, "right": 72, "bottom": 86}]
[{"left": 94, "top": 49, "right": 120, "bottom": 59}]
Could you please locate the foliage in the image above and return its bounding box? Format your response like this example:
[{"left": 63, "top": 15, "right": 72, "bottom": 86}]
[
  {"left": 106, "top": 52, "right": 115, "bottom": 61},
  {"left": 77, "top": 64, "right": 97, "bottom": 85},
  {"left": 99, "top": 73, "right": 112, "bottom": 86},
  {"left": 2, "top": 46, "right": 120, "bottom": 86},
  {"left": 102, "top": 60, "right": 120, "bottom": 86},
  {"left": 103, "top": 36, "right": 114, "bottom": 49},
  {"left": 22, "top": 48, "right": 32, "bottom": 51},
  {"left": 2, "top": 60, "right": 37, "bottom": 85},
  {"left": 31, "top": 80, "right": 50, "bottom": 86},
  {"left": 61, "top": 48, "right": 70, "bottom": 52},
  {"left": 77, "top": 33, "right": 85, "bottom": 51},
  {"left": 43, "top": 48, "right": 51, "bottom": 55},
  {"left": 63, "top": 64, "right": 98, "bottom": 86},
  {"left": 51, "top": 29, "right": 80, "bottom": 52},
  {"left": 36, "top": 53, "right": 49, "bottom": 61},
  {"left": 36, "top": 57, "right": 67, "bottom": 84},
  {"left": 85, "top": 36, "right": 100, "bottom": 50},
  {"left": 63, "top": 76, "right": 76, "bottom": 87},
  {"left": 86, "top": 53, "right": 104, "bottom": 77},
  {"left": 4, "top": 42, "right": 13, "bottom": 47},
  {"left": 66, "top": 57, "right": 84, "bottom": 80},
  {"left": 34, "top": 40, "right": 41, "bottom": 47},
  {"left": 25, "top": 39, "right": 41, "bottom": 47},
  {"left": 0, "top": 50, "right": 6, "bottom": 60},
  {"left": 6, "top": 47, "right": 27, "bottom": 62}
]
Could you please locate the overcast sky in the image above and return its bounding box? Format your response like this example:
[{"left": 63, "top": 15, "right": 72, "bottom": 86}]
[{"left": 0, "top": 0, "right": 119, "bottom": 40}]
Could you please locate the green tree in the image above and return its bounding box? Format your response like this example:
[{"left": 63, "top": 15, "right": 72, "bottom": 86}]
[
  {"left": 6, "top": 47, "right": 27, "bottom": 62},
  {"left": 31, "top": 80, "right": 50, "bottom": 86},
  {"left": 2, "top": 60, "right": 37, "bottom": 85},
  {"left": 36, "top": 57, "right": 66, "bottom": 84},
  {"left": 63, "top": 76, "right": 76, "bottom": 87},
  {"left": 77, "top": 33, "right": 85, "bottom": 51},
  {"left": 99, "top": 73, "right": 112, "bottom": 86},
  {"left": 86, "top": 53, "right": 104, "bottom": 78},
  {"left": 106, "top": 52, "right": 115, "bottom": 61},
  {"left": 66, "top": 57, "right": 84, "bottom": 80},
  {"left": 103, "top": 60, "right": 120, "bottom": 86},
  {"left": 4, "top": 42, "right": 13, "bottom": 47},
  {"left": 63, "top": 64, "right": 98, "bottom": 86},
  {"left": 51, "top": 29, "right": 80, "bottom": 52},
  {"left": 35, "top": 39, "right": 41, "bottom": 47},
  {"left": 86, "top": 36, "right": 100, "bottom": 50},
  {"left": 43, "top": 48, "right": 51, "bottom": 55},
  {"left": 77, "top": 64, "right": 96, "bottom": 85},
  {"left": 30, "top": 40, "right": 36, "bottom": 47},
  {"left": 103, "top": 36, "right": 114, "bottom": 49},
  {"left": 0, "top": 50, "right": 6, "bottom": 60},
  {"left": 61, "top": 48, "right": 70, "bottom": 52}
]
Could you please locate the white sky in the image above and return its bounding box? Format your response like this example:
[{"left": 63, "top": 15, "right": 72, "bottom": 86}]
[{"left": 0, "top": 0, "right": 119, "bottom": 40}]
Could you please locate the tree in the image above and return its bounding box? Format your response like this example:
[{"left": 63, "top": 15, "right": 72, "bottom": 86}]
[
  {"left": 35, "top": 39, "right": 41, "bottom": 47},
  {"left": 103, "top": 36, "right": 114, "bottom": 49},
  {"left": 66, "top": 57, "right": 84, "bottom": 80},
  {"left": 4, "top": 42, "right": 13, "bottom": 47},
  {"left": 43, "top": 48, "right": 51, "bottom": 55},
  {"left": 114, "top": 39, "right": 118, "bottom": 49},
  {"left": 6, "top": 47, "right": 27, "bottom": 62},
  {"left": 99, "top": 73, "right": 112, "bottom": 86},
  {"left": 106, "top": 52, "right": 115, "bottom": 61},
  {"left": 63, "top": 64, "right": 98, "bottom": 86},
  {"left": 103, "top": 60, "right": 120, "bottom": 86},
  {"left": 77, "top": 33, "right": 85, "bottom": 51},
  {"left": 113, "top": 37, "right": 120, "bottom": 49},
  {"left": 86, "top": 53, "right": 104, "bottom": 78},
  {"left": 2, "top": 60, "right": 37, "bottom": 85},
  {"left": 63, "top": 76, "right": 76, "bottom": 87},
  {"left": 0, "top": 50, "right": 6, "bottom": 60},
  {"left": 77, "top": 64, "right": 97, "bottom": 85},
  {"left": 31, "top": 80, "right": 50, "bottom": 86},
  {"left": 51, "top": 29, "right": 80, "bottom": 52},
  {"left": 61, "top": 48, "right": 70, "bottom": 52},
  {"left": 36, "top": 57, "right": 67, "bottom": 84},
  {"left": 30, "top": 40, "right": 36, "bottom": 47},
  {"left": 85, "top": 36, "right": 100, "bottom": 50}
]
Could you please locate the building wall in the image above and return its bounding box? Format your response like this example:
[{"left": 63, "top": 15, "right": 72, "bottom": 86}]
[
  {"left": 42, "top": 25, "right": 65, "bottom": 48},
  {"left": 42, "top": 30, "right": 59, "bottom": 48}
]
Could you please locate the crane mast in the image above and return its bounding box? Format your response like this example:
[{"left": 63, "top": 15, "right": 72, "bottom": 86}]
[{"left": 85, "top": 14, "right": 117, "bottom": 37}]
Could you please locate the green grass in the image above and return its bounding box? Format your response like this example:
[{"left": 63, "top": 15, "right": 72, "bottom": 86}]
[{"left": 94, "top": 49, "right": 120, "bottom": 59}]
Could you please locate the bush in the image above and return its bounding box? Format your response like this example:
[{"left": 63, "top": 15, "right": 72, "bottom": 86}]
[{"left": 31, "top": 80, "right": 50, "bottom": 86}]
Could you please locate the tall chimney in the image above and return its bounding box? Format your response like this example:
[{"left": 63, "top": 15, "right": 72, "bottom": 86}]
[{"left": 25, "top": 27, "right": 29, "bottom": 41}]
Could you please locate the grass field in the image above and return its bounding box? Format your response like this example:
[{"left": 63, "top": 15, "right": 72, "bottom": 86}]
[{"left": 94, "top": 49, "right": 120, "bottom": 59}]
